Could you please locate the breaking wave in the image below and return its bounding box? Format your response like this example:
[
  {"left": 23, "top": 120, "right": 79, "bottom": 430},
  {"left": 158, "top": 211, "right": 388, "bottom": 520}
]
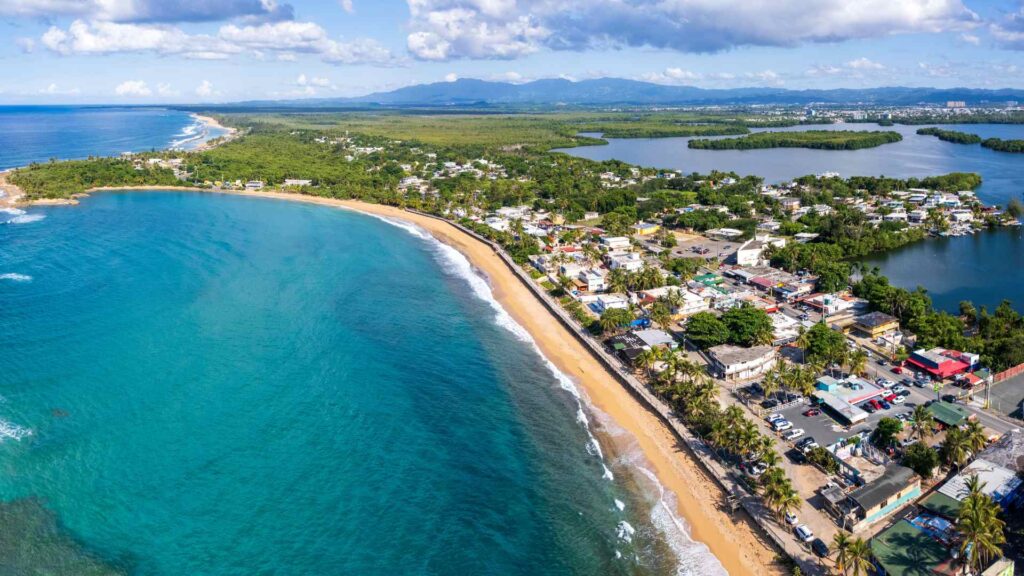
[
  {"left": 0, "top": 273, "right": 32, "bottom": 282},
  {"left": 0, "top": 419, "right": 32, "bottom": 442}
]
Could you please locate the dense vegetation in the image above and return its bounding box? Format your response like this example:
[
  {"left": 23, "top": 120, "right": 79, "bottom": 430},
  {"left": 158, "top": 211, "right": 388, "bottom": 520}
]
[
  {"left": 981, "top": 138, "right": 1024, "bottom": 153},
  {"left": 10, "top": 158, "right": 180, "bottom": 199},
  {"left": 688, "top": 130, "right": 902, "bottom": 151},
  {"left": 916, "top": 127, "right": 982, "bottom": 144}
]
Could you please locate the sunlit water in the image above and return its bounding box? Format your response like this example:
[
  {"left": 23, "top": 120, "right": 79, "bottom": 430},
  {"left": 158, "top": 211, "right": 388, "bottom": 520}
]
[{"left": 0, "top": 191, "right": 722, "bottom": 576}]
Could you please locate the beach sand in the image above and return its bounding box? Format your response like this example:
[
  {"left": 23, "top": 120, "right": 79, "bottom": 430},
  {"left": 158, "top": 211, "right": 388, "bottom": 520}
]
[
  {"left": 192, "top": 115, "right": 238, "bottom": 151},
  {"left": 17, "top": 187, "right": 782, "bottom": 575}
]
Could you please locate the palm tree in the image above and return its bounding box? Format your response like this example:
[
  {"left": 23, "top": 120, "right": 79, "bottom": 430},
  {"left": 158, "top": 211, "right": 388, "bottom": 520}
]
[
  {"left": 833, "top": 531, "right": 852, "bottom": 575},
  {"left": 775, "top": 485, "right": 801, "bottom": 523},
  {"left": 846, "top": 537, "right": 873, "bottom": 576},
  {"left": 847, "top": 349, "right": 868, "bottom": 377},
  {"left": 795, "top": 325, "right": 811, "bottom": 364},
  {"left": 910, "top": 405, "right": 936, "bottom": 442},
  {"left": 941, "top": 427, "right": 970, "bottom": 471},
  {"left": 608, "top": 268, "right": 629, "bottom": 294},
  {"left": 761, "top": 361, "right": 784, "bottom": 401},
  {"left": 957, "top": 488, "right": 1006, "bottom": 573},
  {"left": 634, "top": 347, "right": 661, "bottom": 379},
  {"left": 963, "top": 420, "right": 988, "bottom": 454}
]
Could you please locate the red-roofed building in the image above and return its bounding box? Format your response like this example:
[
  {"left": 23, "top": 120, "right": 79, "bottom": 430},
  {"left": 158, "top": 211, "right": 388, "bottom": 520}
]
[{"left": 906, "top": 348, "right": 972, "bottom": 380}]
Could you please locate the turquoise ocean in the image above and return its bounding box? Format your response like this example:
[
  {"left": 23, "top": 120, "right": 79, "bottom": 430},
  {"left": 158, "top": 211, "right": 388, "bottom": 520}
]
[{"left": 0, "top": 190, "right": 724, "bottom": 575}]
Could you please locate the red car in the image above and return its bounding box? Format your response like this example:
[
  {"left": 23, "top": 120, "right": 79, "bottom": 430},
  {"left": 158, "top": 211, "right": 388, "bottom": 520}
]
[
  {"left": 884, "top": 393, "right": 898, "bottom": 403},
  {"left": 891, "top": 366, "right": 903, "bottom": 375},
  {"left": 803, "top": 408, "right": 821, "bottom": 417}
]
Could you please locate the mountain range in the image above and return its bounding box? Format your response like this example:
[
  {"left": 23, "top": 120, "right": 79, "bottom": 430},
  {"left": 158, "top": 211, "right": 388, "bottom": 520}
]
[{"left": 228, "top": 78, "right": 1024, "bottom": 109}]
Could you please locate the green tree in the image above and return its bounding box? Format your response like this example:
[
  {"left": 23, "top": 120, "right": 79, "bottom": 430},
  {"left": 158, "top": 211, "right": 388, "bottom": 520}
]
[
  {"left": 685, "top": 312, "right": 730, "bottom": 349},
  {"left": 941, "top": 427, "right": 970, "bottom": 471},
  {"left": 833, "top": 531, "right": 852, "bottom": 575},
  {"left": 721, "top": 304, "right": 774, "bottom": 346},
  {"left": 909, "top": 405, "right": 935, "bottom": 442},
  {"left": 903, "top": 441, "right": 940, "bottom": 478},
  {"left": 803, "top": 322, "right": 846, "bottom": 367},
  {"left": 599, "top": 308, "right": 633, "bottom": 334},
  {"left": 871, "top": 417, "right": 902, "bottom": 449},
  {"left": 846, "top": 538, "right": 873, "bottom": 576},
  {"left": 957, "top": 480, "right": 1006, "bottom": 573}
]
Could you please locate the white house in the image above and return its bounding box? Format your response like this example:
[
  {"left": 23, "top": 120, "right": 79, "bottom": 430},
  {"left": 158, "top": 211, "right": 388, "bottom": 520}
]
[
  {"left": 595, "top": 294, "right": 630, "bottom": 313},
  {"left": 609, "top": 252, "right": 644, "bottom": 272},
  {"left": 601, "top": 236, "right": 632, "bottom": 251},
  {"left": 706, "top": 344, "right": 777, "bottom": 382},
  {"left": 485, "top": 217, "right": 510, "bottom": 232},
  {"left": 578, "top": 269, "right": 608, "bottom": 292},
  {"left": 735, "top": 235, "right": 786, "bottom": 267}
]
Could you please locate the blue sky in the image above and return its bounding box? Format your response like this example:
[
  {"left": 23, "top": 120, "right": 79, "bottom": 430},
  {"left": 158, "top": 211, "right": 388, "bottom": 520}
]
[{"left": 1, "top": 0, "right": 1023, "bottom": 103}]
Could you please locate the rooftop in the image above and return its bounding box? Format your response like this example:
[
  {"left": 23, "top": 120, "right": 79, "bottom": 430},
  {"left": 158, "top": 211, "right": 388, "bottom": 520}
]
[
  {"left": 848, "top": 463, "right": 917, "bottom": 511},
  {"left": 856, "top": 311, "right": 899, "bottom": 329},
  {"left": 927, "top": 401, "right": 969, "bottom": 427},
  {"left": 707, "top": 344, "right": 775, "bottom": 366},
  {"left": 871, "top": 519, "right": 954, "bottom": 576}
]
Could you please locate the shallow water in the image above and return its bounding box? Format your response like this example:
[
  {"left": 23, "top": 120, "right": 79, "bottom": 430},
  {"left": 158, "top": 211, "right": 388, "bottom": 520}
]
[{"left": 0, "top": 191, "right": 721, "bottom": 576}]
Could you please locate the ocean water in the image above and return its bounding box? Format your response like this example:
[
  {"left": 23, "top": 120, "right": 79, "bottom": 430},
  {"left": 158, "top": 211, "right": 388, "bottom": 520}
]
[
  {"left": 0, "top": 191, "right": 722, "bottom": 576},
  {"left": 0, "top": 107, "right": 227, "bottom": 170}
]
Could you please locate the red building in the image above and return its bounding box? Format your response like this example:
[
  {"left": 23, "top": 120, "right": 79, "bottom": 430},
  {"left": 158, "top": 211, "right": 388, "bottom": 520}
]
[{"left": 906, "top": 348, "right": 974, "bottom": 379}]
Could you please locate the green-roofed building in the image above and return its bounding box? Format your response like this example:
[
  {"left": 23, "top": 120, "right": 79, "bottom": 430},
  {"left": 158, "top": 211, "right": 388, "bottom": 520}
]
[
  {"left": 694, "top": 273, "right": 722, "bottom": 285},
  {"left": 927, "top": 401, "right": 969, "bottom": 428},
  {"left": 871, "top": 519, "right": 952, "bottom": 576},
  {"left": 919, "top": 491, "right": 962, "bottom": 520}
]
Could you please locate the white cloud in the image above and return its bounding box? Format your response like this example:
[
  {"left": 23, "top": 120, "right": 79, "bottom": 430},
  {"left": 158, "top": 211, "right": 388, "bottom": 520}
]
[
  {"left": 195, "top": 80, "right": 215, "bottom": 97},
  {"left": 156, "top": 82, "right": 177, "bottom": 96},
  {"left": 444, "top": 72, "right": 458, "bottom": 82},
  {"left": 0, "top": 0, "right": 294, "bottom": 23},
  {"left": 115, "top": 80, "right": 152, "bottom": 96},
  {"left": 991, "top": 7, "right": 1024, "bottom": 50},
  {"left": 960, "top": 32, "right": 980, "bottom": 45},
  {"left": 405, "top": 0, "right": 979, "bottom": 60},
  {"left": 744, "top": 70, "right": 783, "bottom": 85},
  {"left": 339, "top": 0, "right": 354, "bottom": 13},
  {"left": 640, "top": 67, "right": 702, "bottom": 84},
  {"left": 846, "top": 57, "right": 885, "bottom": 70},
  {"left": 38, "top": 82, "right": 80, "bottom": 95},
  {"left": 39, "top": 18, "right": 396, "bottom": 65}
]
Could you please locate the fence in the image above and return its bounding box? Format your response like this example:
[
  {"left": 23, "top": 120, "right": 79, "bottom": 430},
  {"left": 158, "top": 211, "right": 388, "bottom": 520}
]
[
  {"left": 993, "top": 361, "right": 1024, "bottom": 383},
  {"left": 407, "top": 210, "right": 825, "bottom": 575}
]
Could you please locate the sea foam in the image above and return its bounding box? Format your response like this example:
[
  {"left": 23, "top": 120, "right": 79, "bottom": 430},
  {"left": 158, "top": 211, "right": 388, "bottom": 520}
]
[
  {"left": 0, "top": 273, "right": 32, "bottom": 282},
  {"left": 0, "top": 419, "right": 32, "bottom": 442},
  {"left": 4, "top": 213, "right": 45, "bottom": 225},
  {"left": 367, "top": 213, "right": 731, "bottom": 575}
]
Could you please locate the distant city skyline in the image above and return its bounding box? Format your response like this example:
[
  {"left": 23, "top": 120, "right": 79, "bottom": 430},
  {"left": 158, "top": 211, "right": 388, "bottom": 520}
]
[{"left": 1, "top": 0, "right": 1023, "bottom": 103}]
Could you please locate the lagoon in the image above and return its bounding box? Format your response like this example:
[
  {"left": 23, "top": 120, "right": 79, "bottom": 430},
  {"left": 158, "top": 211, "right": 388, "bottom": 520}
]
[{"left": 559, "top": 123, "right": 1024, "bottom": 312}]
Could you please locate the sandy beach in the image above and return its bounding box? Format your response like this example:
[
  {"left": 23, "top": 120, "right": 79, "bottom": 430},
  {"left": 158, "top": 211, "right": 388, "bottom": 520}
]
[
  {"left": 192, "top": 115, "right": 238, "bottom": 151},
  {"left": 10, "top": 186, "right": 781, "bottom": 574}
]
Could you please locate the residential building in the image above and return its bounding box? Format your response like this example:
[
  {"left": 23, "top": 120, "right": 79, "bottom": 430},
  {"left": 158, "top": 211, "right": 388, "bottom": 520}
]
[
  {"left": 601, "top": 236, "right": 632, "bottom": 251},
  {"left": 853, "top": 311, "right": 900, "bottom": 338},
  {"left": 631, "top": 222, "right": 660, "bottom": 236},
  {"left": 705, "top": 344, "right": 776, "bottom": 381},
  {"left": 578, "top": 269, "right": 607, "bottom": 292},
  {"left": 847, "top": 464, "right": 921, "bottom": 530},
  {"left": 735, "top": 234, "right": 786, "bottom": 267},
  {"left": 609, "top": 252, "right": 644, "bottom": 272},
  {"left": 594, "top": 294, "right": 630, "bottom": 313}
]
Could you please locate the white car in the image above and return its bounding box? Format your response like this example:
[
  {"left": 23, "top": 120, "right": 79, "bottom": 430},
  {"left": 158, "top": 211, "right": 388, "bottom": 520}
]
[
  {"left": 785, "top": 512, "right": 799, "bottom": 526},
  {"left": 795, "top": 524, "right": 814, "bottom": 542},
  {"left": 773, "top": 420, "right": 793, "bottom": 432},
  {"left": 891, "top": 395, "right": 906, "bottom": 404},
  {"left": 800, "top": 442, "right": 820, "bottom": 454},
  {"left": 781, "top": 428, "right": 805, "bottom": 441},
  {"left": 892, "top": 385, "right": 908, "bottom": 395},
  {"left": 766, "top": 413, "right": 786, "bottom": 423},
  {"left": 880, "top": 380, "right": 896, "bottom": 389}
]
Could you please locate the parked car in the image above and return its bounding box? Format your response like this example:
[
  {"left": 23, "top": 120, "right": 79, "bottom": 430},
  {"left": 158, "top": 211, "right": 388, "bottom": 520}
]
[
  {"left": 795, "top": 437, "right": 816, "bottom": 449},
  {"left": 892, "top": 366, "right": 903, "bottom": 374},
  {"left": 892, "top": 385, "right": 907, "bottom": 395},
  {"left": 760, "top": 399, "right": 779, "bottom": 409},
  {"left": 891, "top": 395, "right": 905, "bottom": 404},
  {"left": 811, "top": 538, "right": 830, "bottom": 557},
  {"left": 766, "top": 412, "right": 786, "bottom": 423},
  {"left": 802, "top": 408, "right": 821, "bottom": 417},
  {"left": 880, "top": 380, "right": 896, "bottom": 389},
  {"left": 800, "top": 441, "right": 820, "bottom": 454},
  {"left": 773, "top": 420, "right": 793, "bottom": 431},
  {"left": 877, "top": 358, "right": 888, "bottom": 366},
  {"left": 782, "top": 428, "right": 805, "bottom": 441},
  {"left": 787, "top": 448, "right": 807, "bottom": 463},
  {"left": 879, "top": 400, "right": 892, "bottom": 410},
  {"left": 794, "top": 524, "right": 814, "bottom": 542},
  {"left": 785, "top": 512, "right": 798, "bottom": 526},
  {"left": 884, "top": 393, "right": 898, "bottom": 403},
  {"left": 749, "top": 462, "right": 768, "bottom": 476},
  {"left": 913, "top": 379, "right": 927, "bottom": 388},
  {"left": 860, "top": 402, "right": 876, "bottom": 414},
  {"left": 941, "top": 394, "right": 958, "bottom": 404}
]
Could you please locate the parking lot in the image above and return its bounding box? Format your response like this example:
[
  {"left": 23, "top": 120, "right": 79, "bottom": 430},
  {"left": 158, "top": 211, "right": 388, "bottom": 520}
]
[{"left": 763, "top": 384, "right": 920, "bottom": 455}]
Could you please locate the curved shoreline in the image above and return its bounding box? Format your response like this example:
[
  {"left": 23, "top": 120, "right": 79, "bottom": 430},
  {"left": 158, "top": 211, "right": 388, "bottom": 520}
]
[{"left": 24, "top": 187, "right": 780, "bottom": 575}]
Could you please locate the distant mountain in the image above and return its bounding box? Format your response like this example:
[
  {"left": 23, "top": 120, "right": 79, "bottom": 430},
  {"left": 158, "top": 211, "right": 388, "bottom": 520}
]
[{"left": 228, "top": 78, "right": 1024, "bottom": 108}]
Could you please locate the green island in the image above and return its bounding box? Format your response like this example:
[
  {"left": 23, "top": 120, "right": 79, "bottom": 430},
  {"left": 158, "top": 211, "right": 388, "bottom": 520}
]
[
  {"left": 916, "top": 127, "right": 983, "bottom": 144},
  {"left": 981, "top": 137, "right": 1024, "bottom": 153},
  {"left": 687, "top": 130, "right": 903, "bottom": 150}
]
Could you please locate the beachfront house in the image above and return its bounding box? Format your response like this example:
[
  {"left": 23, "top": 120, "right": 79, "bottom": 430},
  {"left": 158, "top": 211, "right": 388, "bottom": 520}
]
[
  {"left": 245, "top": 180, "right": 264, "bottom": 190},
  {"left": 847, "top": 464, "right": 921, "bottom": 531},
  {"left": 578, "top": 269, "right": 608, "bottom": 292},
  {"left": 705, "top": 344, "right": 776, "bottom": 382}
]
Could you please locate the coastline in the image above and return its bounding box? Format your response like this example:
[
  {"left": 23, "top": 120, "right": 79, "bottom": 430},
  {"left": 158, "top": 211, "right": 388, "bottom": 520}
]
[
  {"left": 190, "top": 114, "right": 239, "bottom": 151},
  {"left": 34, "top": 187, "right": 781, "bottom": 575}
]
